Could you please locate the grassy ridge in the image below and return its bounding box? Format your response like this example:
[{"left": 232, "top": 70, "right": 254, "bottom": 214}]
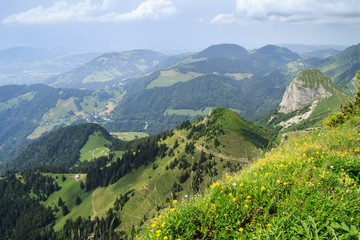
[
  {"left": 79, "top": 131, "right": 112, "bottom": 161},
  {"left": 139, "top": 120, "right": 360, "bottom": 239}
]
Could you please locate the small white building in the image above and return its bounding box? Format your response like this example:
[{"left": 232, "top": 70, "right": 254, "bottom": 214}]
[{"left": 75, "top": 174, "right": 81, "bottom": 180}]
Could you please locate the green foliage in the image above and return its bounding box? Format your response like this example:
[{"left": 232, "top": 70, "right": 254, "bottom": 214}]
[
  {"left": 321, "top": 43, "right": 360, "bottom": 91},
  {"left": 0, "top": 173, "right": 56, "bottom": 239},
  {"left": 6, "top": 123, "right": 119, "bottom": 171},
  {"left": 209, "top": 107, "right": 276, "bottom": 148},
  {"left": 139, "top": 117, "right": 360, "bottom": 239},
  {"left": 291, "top": 216, "right": 330, "bottom": 239},
  {"left": 109, "top": 46, "right": 303, "bottom": 134},
  {"left": 332, "top": 222, "right": 360, "bottom": 240},
  {"left": 326, "top": 70, "right": 360, "bottom": 126},
  {"left": 0, "top": 84, "right": 92, "bottom": 162}
]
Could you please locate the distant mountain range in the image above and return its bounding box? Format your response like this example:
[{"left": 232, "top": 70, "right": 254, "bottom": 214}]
[
  {"left": 0, "top": 47, "right": 101, "bottom": 85},
  {"left": 1, "top": 42, "right": 360, "bottom": 162},
  {"left": 46, "top": 49, "right": 169, "bottom": 89}
]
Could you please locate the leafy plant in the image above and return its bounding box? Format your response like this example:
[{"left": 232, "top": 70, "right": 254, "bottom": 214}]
[
  {"left": 291, "top": 216, "right": 330, "bottom": 239},
  {"left": 326, "top": 70, "right": 360, "bottom": 126},
  {"left": 332, "top": 222, "right": 360, "bottom": 240}
]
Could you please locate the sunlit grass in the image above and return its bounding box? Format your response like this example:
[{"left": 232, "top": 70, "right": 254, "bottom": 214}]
[{"left": 139, "top": 120, "right": 360, "bottom": 239}]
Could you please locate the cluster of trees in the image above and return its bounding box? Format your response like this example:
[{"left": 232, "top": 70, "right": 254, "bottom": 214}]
[
  {"left": 61, "top": 211, "right": 125, "bottom": 240},
  {"left": 0, "top": 84, "right": 92, "bottom": 162},
  {"left": 7, "top": 123, "right": 118, "bottom": 171},
  {"left": 22, "top": 169, "right": 60, "bottom": 200},
  {"left": 85, "top": 134, "right": 167, "bottom": 191},
  {"left": 113, "top": 190, "right": 134, "bottom": 211},
  {"left": 0, "top": 173, "right": 56, "bottom": 240}
]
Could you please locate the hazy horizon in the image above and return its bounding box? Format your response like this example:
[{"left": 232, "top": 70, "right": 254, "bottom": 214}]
[{"left": 1, "top": 0, "right": 359, "bottom": 53}]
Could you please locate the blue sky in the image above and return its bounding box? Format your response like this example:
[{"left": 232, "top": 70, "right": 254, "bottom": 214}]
[{"left": 1, "top": 0, "right": 360, "bottom": 53}]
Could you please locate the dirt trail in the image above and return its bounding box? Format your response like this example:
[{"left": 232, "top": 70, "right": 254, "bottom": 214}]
[
  {"left": 91, "top": 191, "right": 97, "bottom": 219},
  {"left": 175, "top": 132, "right": 248, "bottom": 163}
]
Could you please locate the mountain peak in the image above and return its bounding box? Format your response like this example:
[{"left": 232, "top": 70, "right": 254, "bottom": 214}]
[
  {"left": 195, "top": 44, "right": 248, "bottom": 59},
  {"left": 254, "top": 45, "right": 300, "bottom": 61},
  {"left": 279, "top": 69, "right": 338, "bottom": 114}
]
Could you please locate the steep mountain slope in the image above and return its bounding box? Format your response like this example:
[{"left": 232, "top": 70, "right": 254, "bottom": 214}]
[
  {"left": 1, "top": 108, "right": 275, "bottom": 237},
  {"left": 320, "top": 43, "right": 360, "bottom": 91},
  {"left": 262, "top": 69, "right": 346, "bottom": 130},
  {"left": 47, "top": 49, "right": 168, "bottom": 89},
  {"left": 139, "top": 112, "right": 360, "bottom": 239},
  {"left": 5, "top": 123, "right": 119, "bottom": 171},
  {"left": 108, "top": 44, "right": 301, "bottom": 134},
  {"left": 0, "top": 84, "right": 122, "bottom": 162}
]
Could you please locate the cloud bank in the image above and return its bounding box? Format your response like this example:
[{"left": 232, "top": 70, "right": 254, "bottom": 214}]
[
  {"left": 210, "top": 0, "right": 360, "bottom": 25},
  {"left": 2, "top": 0, "right": 177, "bottom": 24}
]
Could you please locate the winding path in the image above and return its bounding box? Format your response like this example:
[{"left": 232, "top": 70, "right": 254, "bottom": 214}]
[{"left": 175, "top": 131, "right": 248, "bottom": 163}]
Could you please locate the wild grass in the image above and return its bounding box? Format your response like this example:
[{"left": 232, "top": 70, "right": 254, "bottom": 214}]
[
  {"left": 42, "top": 173, "right": 92, "bottom": 231},
  {"left": 111, "top": 132, "right": 149, "bottom": 141},
  {"left": 79, "top": 131, "right": 111, "bottom": 161},
  {"left": 139, "top": 120, "right": 360, "bottom": 239}
]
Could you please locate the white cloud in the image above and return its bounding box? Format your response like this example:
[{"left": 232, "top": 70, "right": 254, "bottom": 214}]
[
  {"left": 236, "top": 0, "right": 360, "bottom": 24},
  {"left": 1, "top": 0, "right": 177, "bottom": 24},
  {"left": 210, "top": 13, "right": 237, "bottom": 25}
]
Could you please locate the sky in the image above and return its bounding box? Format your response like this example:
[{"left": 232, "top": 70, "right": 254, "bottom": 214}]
[{"left": 0, "top": 0, "right": 360, "bottom": 53}]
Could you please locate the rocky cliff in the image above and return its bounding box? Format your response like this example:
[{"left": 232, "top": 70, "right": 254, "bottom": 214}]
[
  {"left": 278, "top": 69, "right": 335, "bottom": 114},
  {"left": 264, "top": 69, "right": 346, "bottom": 130}
]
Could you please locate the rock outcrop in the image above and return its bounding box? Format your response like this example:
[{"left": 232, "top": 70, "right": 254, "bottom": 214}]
[
  {"left": 278, "top": 69, "right": 335, "bottom": 114},
  {"left": 265, "top": 68, "right": 345, "bottom": 130}
]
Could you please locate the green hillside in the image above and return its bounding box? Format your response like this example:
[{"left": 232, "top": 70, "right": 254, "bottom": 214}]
[
  {"left": 5, "top": 123, "right": 120, "bottom": 171},
  {"left": 53, "top": 108, "right": 275, "bottom": 235},
  {"left": 320, "top": 43, "right": 360, "bottom": 92},
  {"left": 48, "top": 49, "right": 168, "bottom": 89},
  {"left": 106, "top": 44, "right": 304, "bottom": 135},
  {"left": 139, "top": 99, "right": 360, "bottom": 240},
  {"left": 262, "top": 69, "right": 346, "bottom": 131},
  {"left": 0, "top": 83, "right": 123, "bottom": 163},
  {"left": 0, "top": 107, "right": 276, "bottom": 239}
]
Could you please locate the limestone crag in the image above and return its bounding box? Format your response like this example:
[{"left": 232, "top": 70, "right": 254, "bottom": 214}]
[{"left": 278, "top": 69, "right": 334, "bottom": 114}]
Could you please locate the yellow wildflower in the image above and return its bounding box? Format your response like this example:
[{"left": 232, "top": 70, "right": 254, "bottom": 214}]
[
  {"left": 173, "top": 200, "right": 177, "bottom": 204},
  {"left": 239, "top": 228, "right": 244, "bottom": 232}
]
